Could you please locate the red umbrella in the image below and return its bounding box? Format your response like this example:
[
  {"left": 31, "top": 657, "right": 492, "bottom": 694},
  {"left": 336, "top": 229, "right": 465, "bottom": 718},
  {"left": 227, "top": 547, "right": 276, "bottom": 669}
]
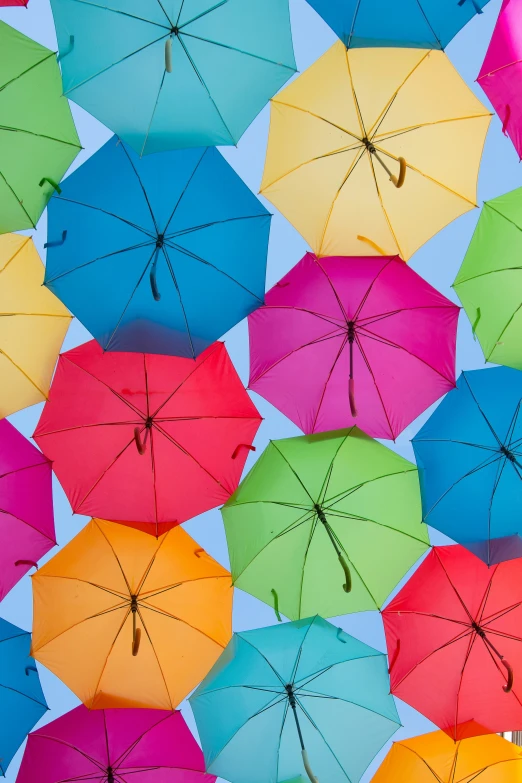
[
  {"left": 383, "top": 545, "right": 522, "bottom": 740},
  {"left": 34, "top": 340, "right": 261, "bottom": 535}
]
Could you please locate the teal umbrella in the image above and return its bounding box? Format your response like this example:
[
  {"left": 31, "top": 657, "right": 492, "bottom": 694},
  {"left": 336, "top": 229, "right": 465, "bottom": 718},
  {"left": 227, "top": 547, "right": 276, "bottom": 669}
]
[
  {"left": 190, "top": 616, "right": 400, "bottom": 783},
  {"left": 50, "top": 0, "right": 297, "bottom": 154}
]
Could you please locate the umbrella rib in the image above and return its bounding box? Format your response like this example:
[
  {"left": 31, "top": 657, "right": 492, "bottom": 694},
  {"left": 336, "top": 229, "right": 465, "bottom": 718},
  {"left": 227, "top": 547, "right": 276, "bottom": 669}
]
[
  {"left": 29, "top": 573, "right": 128, "bottom": 600},
  {"left": 0, "top": 169, "right": 35, "bottom": 228},
  {"left": 161, "top": 245, "right": 197, "bottom": 359},
  {"left": 119, "top": 144, "right": 159, "bottom": 232},
  {"left": 21, "top": 734, "right": 107, "bottom": 775},
  {"left": 140, "top": 574, "right": 229, "bottom": 602},
  {"left": 414, "top": 0, "right": 443, "bottom": 47},
  {"left": 398, "top": 746, "right": 445, "bottom": 783},
  {"left": 310, "top": 335, "right": 349, "bottom": 433},
  {"left": 44, "top": 241, "right": 155, "bottom": 285},
  {"left": 481, "top": 600, "right": 522, "bottom": 628},
  {"left": 289, "top": 616, "right": 319, "bottom": 684},
  {"left": 411, "top": 438, "right": 498, "bottom": 452},
  {"left": 135, "top": 531, "right": 169, "bottom": 596},
  {"left": 0, "top": 125, "right": 82, "bottom": 150},
  {"left": 0, "top": 312, "right": 71, "bottom": 319},
  {"left": 177, "top": 0, "right": 228, "bottom": 29},
  {"left": 317, "top": 507, "right": 429, "bottom": 547},
  {"left": 382, "top": 609, "right": 470, "bottom": 628},
  {"left": 480, "top": 627, "right": 522, "bottom": 644},
  {"left": 0, "top": 681, "right": 47, "bottom": 708},
  {"left": 312, "top": 256, "right": 350, "bottom": 322},
  {"left": 353, "top": 333, "right": 395, "bottom": 438},
  {"left": 155, "top": 0, "right": 174, "bottom": 25},
  {"left": 111, "top": 712, "right": 173, "bottom": 768},
  {"left": 258, "top": 305, "right": 345, "bottom": 331},
  {"left": 357, "top": 304, "right": 457, "bottom": 328},
  {"left": 139, "top": 70, "right": 167, "bottom": 157},
  {"left": 71, "top": 432, "right": 141, "bottom": 512},
  {"left": 298, "top": 516, "right": 319, "bottom": 618},
  {"left": 479, "top": 58, "right": 522, "bottom": 78},
  {"left": 149, "top": 342, "right": 221, "bottom": 419},
  {"left": 368, "top": 51, "right": 430, "bottom": 139},
  {"left": 238, "top": 633, "right": 286, "bottom": 685},
  {"left": 55, "top": 197, "right": 156, "bottom": 238},
  {"left": 352, "top": 258, "right": 395, "bottom": 322},
  {"left": 103, "top": 708, "right": 111, "bottom": 768},
  {"left": 179, "top": 31, "right": 296, "bottom": 72},
  {"left": 461, "top": 372, "right": 503, "bottom": 446},
  {"left": 486, "top": 457, "right": 508, "bottom": 563},
  {"left": 135, "top": 606, "right": 175, "bottom": 710},
  {"left": 317, "top": 435, "right": 351, "bottom": 507},
  {"left": 138, "top": 603, "right": 228, "bottom": 650},
  {"left": 392, "top": 628, "right": 474, "bottom": 691},
  {"left": 0, "top": 347, "right": 47, "bottom": 398},
  {"left": 0, "top": 507, "right": 57, "bottom": 544},
  {"left": 270, "top": 443, "right": 314, "bottom": 503},
  {"left": 95, "top": 521, "right": 133, "bottom": 596},
  {"left": 162, "top": 148, "right": 208, "bottom": 235},
  {"left": 317, "top": 148, "right": 368, "bottom": 255},
  {"left": 367, "top": 151, "right": 405, "bottom": 257},
  {"left": 275, "top": 698, "right": 290, "bottom": 783},
  {"left": 166, "top": 213, "right": 269, "bottom": 240},
  {"left": 149, "top": 422, "right": 160, "bottom": 539},
  {"left": 322, "top": 467, "right": 416, "bottom": 508},
  {"left": 62, "top": 355, "right": 145, "bottom": 418},
  {"left": 89, "top": 607, "right": 133, "bottom": 708},
  {"left": 31, "top": 604, "right": 129, "bottom": 658},
  {"left": 486, "top": 301, "right": 522, "bottom": 362},
  {"left": 66, "top": 0, "right": 171, "bottom": 29},
  {"left": 248, "top": 329, "right": 347, "bottom": 385},
  {"left": 373, "top": 113, "right": 491, "bottom": 145},
  {"left": 344, "top": 46, "right": 367, "bottom": 138},
  {"left": 34, "top": 422, "right": 143, "bottom": 438},
  {"left": 503, "top": 400, "right": 522, "bottom": 449},
  {"left": 433, "top": 547, "right": 478, "bottom": 625},
  {"left": 453, "top": 631, "right": 478, "bottom": 739},
  {"left": 478, "top": 637, "right": 522, "bottom": 707},
  {"left": 0, "top": 235, "right": 30, "bottom": 274},
  {"left": 152, "top": 422, "right": 224, "bottom": 489},
  {"left": 294, "top": 696, "right": 355, "bottom": 783},
  {"left": 0, "top": 50, "right": 59, "bottom": 96},
  {"left": 345, "top": 0, "right": 362, "bottom": 48},
  {"left": 319, "top": 517, "right": 381, "bottom": 608}
]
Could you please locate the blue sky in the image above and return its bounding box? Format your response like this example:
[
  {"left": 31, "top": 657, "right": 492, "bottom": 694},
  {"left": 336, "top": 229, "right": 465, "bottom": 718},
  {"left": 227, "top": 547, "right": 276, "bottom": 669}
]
[{"left": 0, "top": 0, "right": 521, "bottom": 780}]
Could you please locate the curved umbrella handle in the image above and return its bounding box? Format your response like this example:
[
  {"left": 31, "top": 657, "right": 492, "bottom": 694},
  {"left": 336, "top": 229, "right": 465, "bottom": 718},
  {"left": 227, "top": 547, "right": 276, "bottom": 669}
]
[
  {"left": 165, "top": 38, "right": 173, "bottom": 73},
  {"left": 349, "top": 378, "right": 357, "bottom": 418},
  {"left": 232, "top": 443, "right": 256, "bottom": 460},
  {"left": 25, "top": 665, "right": 37, "bottom": 676},
  {"left": 502, "top": 104, "right": 512, "bottom": 136},
  {"left": 57, "top": 34, "right": 75, "bottom": 61},
  {"left": 502, "top": 658, "right": 514, "bottom": 693},
  {"left": 44, "top": 230, "right": 67, "bottom": 249},
  {"left": 39, "top": 177, "right": 62, "bottom": 194},
  {"left": 390, "top": 157, "right": 407, "bottom": 188},
  {"left": 15, "top": 560, "right": 38, "bottom": 570},
  {"left": 132, "top": 627, "right": 141, "bottom": 657},
  {"left": 302, "top": 749, "right": 319, "bottom": 783},
  {"left": 134, "top": 427, "right": 146, "bottom": 456},
  {"left": 150, "top": 264, "right": 161, "bottom": 301},
  {"left": 388, "top": 638, "right": 401, "bottom": 674},
  {"left": 356, "top": 235, "right": 387, "bottom": 255},
  {"left": 339, "top": 553, "right": 352, "bottom": 593},
  {"left": 271, "top": 589, "right": 282, "bottom": 622}
]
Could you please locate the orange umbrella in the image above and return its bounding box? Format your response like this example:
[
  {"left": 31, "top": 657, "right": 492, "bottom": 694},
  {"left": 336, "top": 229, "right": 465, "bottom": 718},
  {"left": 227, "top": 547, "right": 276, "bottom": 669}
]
[{"left": 31, "top": 519, "right": 232, "bottom": 710}]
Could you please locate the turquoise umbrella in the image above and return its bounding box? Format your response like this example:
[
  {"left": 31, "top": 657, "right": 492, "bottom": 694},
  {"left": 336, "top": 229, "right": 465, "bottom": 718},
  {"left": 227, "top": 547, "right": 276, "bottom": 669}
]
[
  {"left": 190, "top": 616, "right": 400, "bottom": 783},
  {"left": 50, "top": 0, "right": 297, "bottom": 154}
]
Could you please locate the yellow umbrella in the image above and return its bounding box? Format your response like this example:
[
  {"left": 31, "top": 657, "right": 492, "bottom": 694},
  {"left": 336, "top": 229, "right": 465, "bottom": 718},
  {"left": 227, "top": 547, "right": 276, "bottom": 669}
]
[
  {"left": 372, "top": 730, "right": 522, "bottom": 783},
  {"left": 260, "top": 43, "right": 492, "bottom": 260},
  {"left": 0, "top": 234, "right": 71, "bottom": 417}
]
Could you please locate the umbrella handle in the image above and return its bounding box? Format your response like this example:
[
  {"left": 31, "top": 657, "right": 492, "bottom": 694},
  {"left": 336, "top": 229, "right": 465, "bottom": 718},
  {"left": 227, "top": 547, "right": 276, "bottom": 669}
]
[
  {"left": 502, "top": 104, "right": 511, "bottom": 136},
  {"left": 232, "top": 443, "right": 256, "bottom": 460},
  {"left": 39, "top": 177, "right": 62, "bottom": 195},
  {"left": 388, "top": 639, "right": 401, "bottom": 674},
  {"left": 165, "top": 38, "right": 173, "bottom": 73},
  {"left": 356, "top": 235, "right": 387, "bottom": 256},
  {"left": 502, "top": 658, "right": 514, "bottom": 693},
  {"left": 57, "top": 34, "right": 75, "bottom": 61},
  {"left": 338, "top": 553, "right": 352, "bottom": 593},
  {"left": 132, "top": 627, "right": 141, "bottom": 657},
  {"left": 15, "top": 560, "right": 38, "bottom": 570},
  {"left": 457, "top": 0, "right": 483, "bottom": 13},
  {"left": 302, "top": 749, "right": 319, "bottom": 783},
  {"left": 134, "top": 427, "right": 146, "bottom": 455},
  {"left": 25, "top": 665, "right": 37, "bottom": 676},
  {"left": 471, "top": 307, "right": 481, "bottom": 340},
  {"left": 349, "top": 378, "right": 357, "bottom": 418},
  {"left": 44, "top": 230, "right": 67, "bottom": 249},
  {"left": 390, "top": 157, "right": 407, "bottom": 188},
  {"left": 150, "top": 250, "right": 161, "bottom": 302},
  {"left": 271, "top": 589, "right": 282, "bottom": 622}
]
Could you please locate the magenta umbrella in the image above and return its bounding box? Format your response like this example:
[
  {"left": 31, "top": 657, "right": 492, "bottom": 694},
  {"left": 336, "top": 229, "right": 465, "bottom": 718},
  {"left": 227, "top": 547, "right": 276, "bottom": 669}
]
[
  {"left": 0, "top": 418, "right": 55, "bottom": 601},
  {"left": 248, "top": 254, "right": 459, "bottom": 440},
  {"left": 478, "top": 0, "right": 522, "bottom": 160},
  {"left": 17, "top": 706, "right": 216, "bottom": 783}
]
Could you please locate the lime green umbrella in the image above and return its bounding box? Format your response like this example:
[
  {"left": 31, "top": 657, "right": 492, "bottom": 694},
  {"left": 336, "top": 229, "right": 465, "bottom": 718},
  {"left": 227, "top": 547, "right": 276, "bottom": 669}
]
[
  {"left": 0, "top": 22, "right": 81, "bottom": 233},
  {"left": 222, "top": 428, "right": 429, "bottom": 620},
  {"left": 454, "top": 187, "right": 522, "bottom": 370}
]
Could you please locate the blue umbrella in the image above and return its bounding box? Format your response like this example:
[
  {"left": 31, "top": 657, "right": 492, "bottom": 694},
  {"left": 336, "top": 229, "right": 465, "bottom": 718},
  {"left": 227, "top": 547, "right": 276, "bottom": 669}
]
[
  {"left": 50, "top": 0, "right": 297, "bottom": 154},
  {"left": 0, "top": 618, "right": 47, "bottom": 775},
  {"left": 44, "top": 136, "right": 271, "bottom": 357},
  {"left": 189, "top": 616, "right": 400, "bottom": 783},
  {"left": 413, "top": 366, "right": 522, "bottom": 565},
  {"left": 306, "top": 0, "right": 489, "bottom": 49}
]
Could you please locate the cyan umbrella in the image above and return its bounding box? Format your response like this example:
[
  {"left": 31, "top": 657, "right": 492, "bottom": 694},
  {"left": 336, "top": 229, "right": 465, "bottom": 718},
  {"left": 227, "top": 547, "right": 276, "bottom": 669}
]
[
  {"left": 50, "top": 0, "right": 297, "bottom": 154},
  {"left": 44, "top": 136, "right": 270, "bottom": 357},
  {"left": 190, "top": 616, "right": 400, "bottom": 783},
  {"left": 0, "top": 618, "right": 47, "bottom": 775},
  {"left": 413, "top": 366, "right": 522, "bottom": 565},
  {"left": 306, "top": 0, "right": 489, "bottom": 49}
]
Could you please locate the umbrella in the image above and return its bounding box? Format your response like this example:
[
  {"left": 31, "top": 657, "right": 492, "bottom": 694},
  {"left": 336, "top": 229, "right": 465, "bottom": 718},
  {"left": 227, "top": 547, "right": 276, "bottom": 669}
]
[
  {"left": 372, "top": 729, "right": 522, "bottom": 783},
  {"left": 306, "top": 0, "right": 489, "bottom": 50},
  {"left": 18, "top": 705, "right": 216, "bottom": 783},
  {"left": 31, "top": 518, "right": 233, "bottom": 710},
  {"left": 0, "top": 618, "right": 47, "bottom": 775},
  {"left": 412, "top": 366, "right": 522, "bottom": 564},
  {"left": 33, "top": 340, "right": 261, "bottom": 534},
  {"left": 223, "top": 428, "right": 429, "bottom": 620},
  {"left": 248, "top": 253, "right": 458, "bottom": 439},
  {"left": 478, "top": 0, "right": 522, "bottom": 161},
  {"left": 382, "top": 545, "right": 522, "bottom": 739},
  {"left": 49, "top": 0, "right": 297, "bottom": 155},
  {"left": 0, "top": 0, "right": 28, "bottom": 5},
  {"left": 454, "top": 187, "right": 522, "bottom": 370},
  {"left": 44, "top": 137, "right": 271, "bottom": 357},
  {"left": 0, "top": 234, "right": 71, "bottom": 417},
  {"left": 0, "top": 22, "right": 80, "bottom": 233},
  {"left": 0, "top": 418, "right": 55, "bottom": 603},
  {"left": 190, "top": 615, "right": 400, "bottom": 783},
  {"left": 260, "top": 42, "right": 491, "bottom": 260}
]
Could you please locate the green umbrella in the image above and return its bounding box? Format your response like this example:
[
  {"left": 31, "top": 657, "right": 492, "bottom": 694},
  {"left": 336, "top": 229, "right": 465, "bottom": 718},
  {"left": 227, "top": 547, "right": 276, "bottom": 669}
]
[
  {"left": 0, "top": 22, "right": 81, "bottom": 233},
  {"left": 454, "top": 187, "right": 522, "bottom": 370},
  {"left": 222, "top": 428, "right": 429, "bottom": 620}
]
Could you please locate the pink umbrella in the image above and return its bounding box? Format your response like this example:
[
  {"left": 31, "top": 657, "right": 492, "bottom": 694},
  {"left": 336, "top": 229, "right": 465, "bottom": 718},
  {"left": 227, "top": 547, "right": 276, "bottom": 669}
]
[
  {"left": 0, "top": 418, "right": 55, "bottom": 601},
  {"left": 17, "top": 706, "right": 216, "bottom": 783},
  {"left": 478, "top": 0, "right": 522, "bottom": 160},
  {"left": 248, "top": 254, "right": 458, "bottom": 440}
]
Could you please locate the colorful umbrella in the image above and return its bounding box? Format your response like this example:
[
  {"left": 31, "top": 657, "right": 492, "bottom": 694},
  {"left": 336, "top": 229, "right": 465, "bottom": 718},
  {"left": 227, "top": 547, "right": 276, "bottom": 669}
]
[
  {"left": 412, "top": 366, "right": 522, "bottom": 564},
  {"left": 248, "top": 253, "right": 458, "bottom": 439},
  {"left": 190, "top": 615, "right": 400, "bottom": 783},
  {"left": 223, "top": 428, "right": 429, "bottom": 620},
  {"left": 0, "top": 0, "right": 28, "bottom": 5},
  {"left": 31, "top": 518, "right": 233, "bottom": 710},
  {"left": 0, "top": 618, "right": 47, "bottom": 775},
  {"left": 18, "top": 705, "right": 216, "bottom": 783},
  {"left": 260, "top": 43, "right": 491, "bottom": 260},
  {"left": 383, "top": 545, "right": 522, "bottom": 739},
  {"left": 306, "top": 0, "right": 489, "bottom": 50},
  {"left": 454, "top": 187, "right": 522, "bottom": 370},
  {"left": 478, "top": 0, "right": 522, "bottom": 161},
  {"left": 372, "top": 729, "right": 522, "bottom": 783},
  {"left": 33, "top": 340, "right": 261, "bottom": 534},
  {"left": 0, "top": 418, "right": 55, "bottom": 603},
  {"left": 0, "top": 22, "right": 80, "bottom": 233},
  {"left": 44, "top": 137, "right": 270, "bottom": 357},
  {"left": 49, "top": 0, "right": 296, "bottom": 154},
  {"left": 0, "top": 234, "right": 71, "bottom": 417}
]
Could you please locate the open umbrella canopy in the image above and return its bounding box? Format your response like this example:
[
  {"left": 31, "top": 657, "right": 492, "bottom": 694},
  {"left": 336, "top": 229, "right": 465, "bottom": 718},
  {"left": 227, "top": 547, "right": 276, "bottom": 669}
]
[
  {"left": 190, "top": 615, "right": 400, "bottom": 783},
  {"left": 478, "top": 0, "right": 522, "bottom": 161},
  {"left": 260, "top": 42, "right": 491, "bottom": 260},
  {"left": 31, "top": 518, "right": 233, "bottom": 710},
  {"left": 0, "top": 0, "right": 28, "bottom": 5},
  {"left": 44, "top": 137, "right": 271, "bottom": 357},
  {"left": 371, "top": 729, "right": 522, "bottom": 783},
  {"left": 248, "top": 253, "right": 458, "bottom": 439},
  {"left": 18, "top": 705, "right": 216, "bottom": 783},
  {"left": 0, "top": 22, "right": 80, "bottom": 233},
  {"left": 0, "top": 618, "right": 47, "bottom": 775},
  {"left": 33, "top": 340, "right": 261, "bottom": 534},
  {"left": 0, "top": 234, "right": 71, "bottom": 418},
  {"left": 412, "top": 366, "right": 522, "bottom": 564},
  {"left": 454, "top": 187, "right": 522, "bottom": 370},
  {"left": 383, "top": 545, "right": 522, "bottom": 739},
  {"left": 0, "top": 418, "right": 55, "bottom": 603},
  {"left": 49, "top": 0, "right": 296, "bottom": 154},
  {"left": 223, "top": 428, "right": 429, "bottom": 620}
]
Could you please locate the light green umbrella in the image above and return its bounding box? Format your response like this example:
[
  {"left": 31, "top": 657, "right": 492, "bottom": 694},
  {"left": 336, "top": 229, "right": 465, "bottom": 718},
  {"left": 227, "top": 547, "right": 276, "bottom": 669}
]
[
  {"left": 222, "top": 428, "right": 429, "bottom": 620},
  {"left": 0, "top": 22, "right": 81, "bottom": 233},
  {"left": 454, "top": 187, "right": 522, "bottom": 370}
]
